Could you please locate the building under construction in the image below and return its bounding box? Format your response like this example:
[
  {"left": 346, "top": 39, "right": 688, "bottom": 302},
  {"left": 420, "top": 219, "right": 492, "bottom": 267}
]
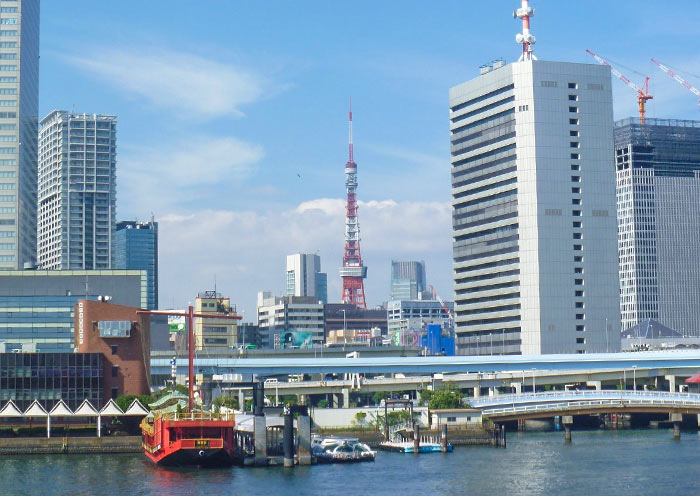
[{"left": 615, "top": 117, "right": 700, "bottom": 336}]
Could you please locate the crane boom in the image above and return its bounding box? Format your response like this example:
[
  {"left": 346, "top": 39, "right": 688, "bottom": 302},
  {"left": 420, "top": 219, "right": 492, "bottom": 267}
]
[
  {"left": 429, "top": 285, "right": 452, "bottom": 321},
  {"left": 586, "top": 49, "right": 652, "bottom": 124},
  {"left": 650, "top": 58, "right": 700, "bottom": 104}
]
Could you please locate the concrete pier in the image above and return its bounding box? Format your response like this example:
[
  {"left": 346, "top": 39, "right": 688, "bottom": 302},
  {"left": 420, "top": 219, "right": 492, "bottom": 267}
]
[
  {"left": 254, "top": 415, "right": 267, "bottom": 466},
  {"left": 283, "top": 412, "right": 294, "bottom": 467},
  {"left": 671, "top": 413, "right": 682, "bottom": 439},
  {"left": 441, "top": 425, "right": 448, "bottom": 452},
  {"left": 297, "top": 414, "right": 311, "bottom": 465},
  {"left": 413, "top": 424, "right": 420, "bottom": 453}
]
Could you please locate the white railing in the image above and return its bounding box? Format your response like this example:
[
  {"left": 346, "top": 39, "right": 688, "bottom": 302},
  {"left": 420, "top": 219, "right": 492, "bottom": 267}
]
[{"left": 470, "top": 390, "right": 700, "bottom": 407}]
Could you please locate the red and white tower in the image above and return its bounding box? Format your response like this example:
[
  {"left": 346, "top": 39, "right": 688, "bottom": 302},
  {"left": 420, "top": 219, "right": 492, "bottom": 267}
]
[
  {"left": 339, "top": 100, "right": 367, "bottom": 308},
  {"left": 514, "top": 0, "right": 537, "bottom": 61}
]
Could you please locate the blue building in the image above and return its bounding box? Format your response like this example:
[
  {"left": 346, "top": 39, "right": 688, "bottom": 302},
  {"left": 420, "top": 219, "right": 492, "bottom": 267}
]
[
  {"left": 420, "top": 324, "right": 455, "bottom": 356},
  {"left": 114, "top": 220, "right": 158, "bottom": 310}
]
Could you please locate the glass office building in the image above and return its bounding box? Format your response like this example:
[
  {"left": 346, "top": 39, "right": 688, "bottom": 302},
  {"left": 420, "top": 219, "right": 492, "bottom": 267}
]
[
  {"left": 615, "top": 118, "right": 700, "bottom": 335},
  {"left": 114, "top": 220, "right": 158, "bottom": 309},
  {"left": 0, "top": 352, "right": 103, "bottom": 411},
  {"left": 0, "top": 270, "right": 146, "bottom": 352},
  {"left": 390, "top": 261, "right": 427, "bottom": 300},
  {"left": 0, "top": 0, "right": 40, "bottom": 270}
]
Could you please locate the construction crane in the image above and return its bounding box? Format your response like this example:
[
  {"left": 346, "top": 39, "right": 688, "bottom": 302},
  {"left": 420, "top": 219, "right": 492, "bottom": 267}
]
[
  {"left": 586, "top": 49, "right": 653, "bottom": 125},
  {"left": 651, "top": 58, "right": 700, "bottom": 109},
  {"left": 428, "top": 285, "right": 452, "bottom": 322}
]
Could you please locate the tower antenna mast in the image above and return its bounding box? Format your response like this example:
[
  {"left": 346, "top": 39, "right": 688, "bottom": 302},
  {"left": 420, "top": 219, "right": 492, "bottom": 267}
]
[
  {"left": 339, "top": 98, "right": 367, "bottom": 308},
  {"left": 514, "top": 0, "right": 537, "bottom": 62}
]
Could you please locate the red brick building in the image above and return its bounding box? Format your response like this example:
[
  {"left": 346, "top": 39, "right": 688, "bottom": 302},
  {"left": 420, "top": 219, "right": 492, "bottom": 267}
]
[{"left": 74, "top": 299, "right": 151, "bottom": 401}]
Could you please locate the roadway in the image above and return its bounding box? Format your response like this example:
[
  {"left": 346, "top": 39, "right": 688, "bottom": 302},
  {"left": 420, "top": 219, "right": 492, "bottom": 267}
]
[{"left": 152, "top": 350, "right": 700, "bottom": 376}]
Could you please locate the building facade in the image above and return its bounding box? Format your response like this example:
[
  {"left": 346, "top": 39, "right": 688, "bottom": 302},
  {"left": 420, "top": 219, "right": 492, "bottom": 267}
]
[
  {"left": 450, "top": 60, "right": 620, "bottom": 355},
  {"left": 257, "top": 292, "right": 324, "bottom": 349},
  {"left": 38, "top": 111, "right": 117, "bottom": 270},
  {"left": 0, "top": 352, "right": 103, "bottom": 411},
  {"left": 387, "top": 299, "right": 453, "bottom": 337},
  {"left": 0, "top": 269, "right": 146, "bottom": 352},
  {"left": 74, "top": 299, "right": 151, "bottom": 401},
  {"left": 615, "top": 118, "right": 700, "bottom": 336},
  {"left": 390, "top": 260, "right": 427, "bottom": 300},
  {"left": 286, "top": 253, "right": 327, "bottom": 304},
  {"left": 194, "top": 291, "right": 238, "bottom": 350},
  {"left": 114, "top": 220, "right": 158, "bottom": 309},
  {"left": 324, "top": 303, "right": 388, "bottom": 339},
  {"left": 0, "top": 0, "right": 39, "bottom": 270}
]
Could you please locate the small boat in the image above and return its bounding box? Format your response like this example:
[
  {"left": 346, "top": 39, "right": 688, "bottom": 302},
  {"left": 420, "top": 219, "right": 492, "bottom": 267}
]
[
  {"left": 312, "top": 436, "right": 376, "bottom": 463},
  {"left": 379, "top": 440, "right": 453, "bottom": 453}
]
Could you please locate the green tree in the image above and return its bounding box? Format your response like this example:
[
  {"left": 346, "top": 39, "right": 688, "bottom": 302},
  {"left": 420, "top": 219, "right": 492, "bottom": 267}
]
[
  {"left": 212, "top": 395, "right": 238, "bottom": 412},
  {"left": 428, "top": 384, "right": 466, "bottom": 410}
]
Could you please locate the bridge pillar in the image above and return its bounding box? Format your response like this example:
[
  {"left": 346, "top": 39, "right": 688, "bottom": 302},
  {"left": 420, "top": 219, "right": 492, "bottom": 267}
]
[
  {"left": 298, "top": 394, "right": 306, "bottom": 406},
  {"left": 473, "top": 386, "right": 481, "bottom": 398},
  {"left": 671, "top": 413, "right": 682, "bottom": 439},
  {"left": 666, "top": 375, "right": 677, "bottom": 392},
  {"left": 563, "top": 415, "right": 573, "bottom": 443},
  {"left": 297, "top": 414, "right": 312, "bottom": 465},
  {"left": 342, "top": 388, "right": 350, "bottom": 408},
  {"left": 489, "top": 387, "right": 500, "bottom": 397},
  {"left": 510, "top": 382, "right": 522, "bottom": 394},
  {"left": 697, "top": 414, "right": 700, "bottom": 429},
  {"left": 586, "top": 381, "right": 601, "bottom": 391}
]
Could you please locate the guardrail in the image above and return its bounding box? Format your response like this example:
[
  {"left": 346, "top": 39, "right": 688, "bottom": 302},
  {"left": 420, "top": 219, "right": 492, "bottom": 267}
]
[{"left": 470, "top": 390, "right": 700, "bottom": 407}]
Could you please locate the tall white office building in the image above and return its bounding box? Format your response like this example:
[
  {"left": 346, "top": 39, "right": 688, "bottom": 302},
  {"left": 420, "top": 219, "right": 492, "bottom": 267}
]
[
  {"left": 37, "top": 111, "right": 117, "bottom": 269},
  {"left": 285, "top": 253, "right": 327, "bottom": 304},
  {"left": 0, "top": 0, "right": 39, "bottom": 270},
  {"left": 616, "top": 118, "right": 700, "bottom": 336},
  {"left": 450, "top": 49, "right": 620, "bottom": 354}
]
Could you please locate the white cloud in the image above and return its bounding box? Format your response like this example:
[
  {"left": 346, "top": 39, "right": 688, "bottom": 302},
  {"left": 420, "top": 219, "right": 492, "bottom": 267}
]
[
  {"left": 64, "top": 48, "right": 273, "bottom": 119},
  {"left": 118, "top": 136, "right": 264, "bottom": 217},
  {"left": 157, "top": 198, "right": 453, "bottom": 317}
]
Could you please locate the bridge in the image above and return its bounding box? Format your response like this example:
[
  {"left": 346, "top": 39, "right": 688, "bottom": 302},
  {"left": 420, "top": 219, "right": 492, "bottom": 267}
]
[
  {"left": 469, "top": 390, "right": 700, "bottom": 421},
  {"left": 152, "top": 350, "right": 700, "bottom": 376}
]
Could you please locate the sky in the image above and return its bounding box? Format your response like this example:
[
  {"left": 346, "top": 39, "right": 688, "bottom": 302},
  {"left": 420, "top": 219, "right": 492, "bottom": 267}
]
[{"left": 39, "top": 1, "right": 700, "bottom": 318}]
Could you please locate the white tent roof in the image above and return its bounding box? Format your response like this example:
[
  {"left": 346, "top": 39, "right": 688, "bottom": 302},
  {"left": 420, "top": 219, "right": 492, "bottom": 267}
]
[
  {"left": 24, "top": 400, "right": 48, "bottom": 417},
  {"left": 73, "top": 399, "right": 99, "bottom": 417},
  {"left": 49, "top": 400, "right": 73, "bottom": 417},
  {"left": 124, "top": 399, "right": 149, "bottom": 416},
  {"left": 100, "top": 399, "right": 124, "bottom": 416},
  {"left": 0, "top": 400, "right": 23, "bottom": 417}
]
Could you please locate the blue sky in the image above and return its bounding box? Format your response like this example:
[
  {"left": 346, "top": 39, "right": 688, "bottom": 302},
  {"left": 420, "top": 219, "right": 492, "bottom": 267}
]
[{"left": 40, "top": 1, "right": 700, "bottom": 317}]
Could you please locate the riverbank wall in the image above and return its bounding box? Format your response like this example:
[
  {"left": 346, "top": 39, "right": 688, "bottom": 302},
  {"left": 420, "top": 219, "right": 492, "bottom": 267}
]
[{"left": 0, "top": 436, "right": 142, "bottom": 455}]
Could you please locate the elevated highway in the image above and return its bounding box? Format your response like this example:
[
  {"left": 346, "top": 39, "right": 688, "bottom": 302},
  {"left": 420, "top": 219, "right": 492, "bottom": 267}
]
[{"left": 153, "top": 350, "right": 700, "bottom": 376}]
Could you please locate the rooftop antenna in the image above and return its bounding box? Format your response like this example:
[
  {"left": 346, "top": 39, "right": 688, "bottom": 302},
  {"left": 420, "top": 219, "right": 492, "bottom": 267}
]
[
  {"left": 514, "top": 0, "right": 537, "bottom": 62},
  {"left": 348, "top": 96, "right": 353, "bottom": 163}
]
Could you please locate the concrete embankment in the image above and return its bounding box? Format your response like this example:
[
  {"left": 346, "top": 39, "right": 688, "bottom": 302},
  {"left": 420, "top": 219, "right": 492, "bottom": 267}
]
[{"left": 0, "top": 436, "right": 142, "bottom": 455}]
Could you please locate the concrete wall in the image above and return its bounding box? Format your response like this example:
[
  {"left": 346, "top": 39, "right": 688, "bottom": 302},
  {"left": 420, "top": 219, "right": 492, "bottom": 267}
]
[{"left": 311, "top": 406, "right": 429, "bottom": 429}]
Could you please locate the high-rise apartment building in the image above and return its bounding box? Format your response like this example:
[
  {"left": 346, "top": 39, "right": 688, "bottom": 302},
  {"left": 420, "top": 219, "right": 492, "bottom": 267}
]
[
  {"left": 390, "top": 260, "right": 427, "bottom": 301},
  {"left": 0, "top": 0, "right": 39, "bottom": 270},
  {"left": 38, "top": 111, "right": 117, "bottom": 270},
  {"left": 114, "top": 220, "right": 158, "bottom": 310},
  {"left": 450, "top": 59, "right": 620, "bottom": 355},
  {"left": 286, "top": 253, "right": 327, "bottom": 304},
  {"left": 615, "top": 118, "right": 700, "bottom": 336}
]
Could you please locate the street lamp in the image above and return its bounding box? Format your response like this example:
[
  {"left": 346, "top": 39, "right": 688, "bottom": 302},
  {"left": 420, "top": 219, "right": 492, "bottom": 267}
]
[
  {"left": 476, "top": 336, "right": 480, "bottom": 356},
  {"left": 341, "top": 309, "right": 347, "bottom": 350}
]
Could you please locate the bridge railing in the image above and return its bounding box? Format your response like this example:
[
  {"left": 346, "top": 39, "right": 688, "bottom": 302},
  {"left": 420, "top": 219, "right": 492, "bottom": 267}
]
[{"left": 470, "top": 389, "right": 700, "bottom": 407}]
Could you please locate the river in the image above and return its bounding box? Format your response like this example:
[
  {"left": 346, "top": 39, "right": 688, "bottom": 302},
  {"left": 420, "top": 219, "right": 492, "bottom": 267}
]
[{"left": 0, "top": 429, "right": 697, "bottom": 495}]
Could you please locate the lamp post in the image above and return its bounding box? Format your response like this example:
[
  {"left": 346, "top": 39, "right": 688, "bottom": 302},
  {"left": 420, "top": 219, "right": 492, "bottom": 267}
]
[
  {"left": 633, "top": 365, "right": 637, "bottom": 391},
  {"left": 476, "top": 336, "right": 480, "bottom": 356},
  {"left": 341, "top": 309, "right": 347, "bottom": 350}
]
